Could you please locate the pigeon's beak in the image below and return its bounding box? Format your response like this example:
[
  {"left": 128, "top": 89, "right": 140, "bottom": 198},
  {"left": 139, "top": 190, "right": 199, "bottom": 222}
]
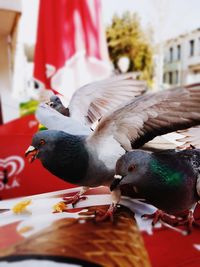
[
  {"left": 25, "top": 146, "right": 38, "bottom": 163},
  {"left": 110, "top": 174, "right": 124, "bottom": 191}
]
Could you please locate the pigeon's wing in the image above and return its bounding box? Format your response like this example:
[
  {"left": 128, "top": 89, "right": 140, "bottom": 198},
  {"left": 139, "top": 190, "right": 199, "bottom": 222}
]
[
  {"left": 88, "top": 84, "right": 200, "bottom": 151},
  {"left": 176, "top": 126, "right": 200, "bottom": 149},
  {"left": 68, "top": 73, "right": 147, "bottom": 125},
  {"left": 142, "top": 135, "right": 177, "bottom": 152},
  {"left": 36, "top": 103, "right": 91, "bottom": 136}
]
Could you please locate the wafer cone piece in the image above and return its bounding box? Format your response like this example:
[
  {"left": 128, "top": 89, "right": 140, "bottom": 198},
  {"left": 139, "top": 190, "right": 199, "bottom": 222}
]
[{"left": 0, "top": 205, "right": 151, "bottom": 267}]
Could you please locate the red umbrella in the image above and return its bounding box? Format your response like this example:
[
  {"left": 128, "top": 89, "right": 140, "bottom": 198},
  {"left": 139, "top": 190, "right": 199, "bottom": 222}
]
[{"left": 34, "top": 0, "right": 110, "bottom": 102}]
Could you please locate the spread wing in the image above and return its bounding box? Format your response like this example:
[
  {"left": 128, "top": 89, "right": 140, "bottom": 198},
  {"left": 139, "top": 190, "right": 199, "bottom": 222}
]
[
  {"left": 88, "top": 84, "right": 200, "bottom": 151},
  {"left": 142, "top": 135, "right": 178, "bottom": 151},
  {"left": 176, "top": 126, "right": 200, "bottom": 149},
  {"left": 68, "top": 73, "right": 147, "bottom": 125},
  {"left": 36, "top": 103, "right": 91, "bottom": 136}
]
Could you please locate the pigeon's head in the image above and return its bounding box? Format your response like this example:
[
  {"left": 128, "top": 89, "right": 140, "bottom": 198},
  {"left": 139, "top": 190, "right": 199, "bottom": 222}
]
[
  {"left": 110, "top": 150, "right": 151, "bottom": 191},
  {"left": 48, "top": 95, "right": 69, "bottom": 116},
  {"left": 25, "top": 130, "right": 89, "bottom": 184},
  {"left": 25, "top": 130, "right": 67, "bottom": 163},
  {"left": 49, "top": 95, "right": 62, "bottom": 109}
]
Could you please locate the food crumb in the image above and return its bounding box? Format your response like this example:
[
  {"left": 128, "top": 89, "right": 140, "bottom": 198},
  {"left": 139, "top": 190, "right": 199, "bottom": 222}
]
[
  {"left": 12, "top": 199, "right": 32, "bottom": 214},
  {"left": 53, "top": 201, "right": 67, "bottom": 213}
]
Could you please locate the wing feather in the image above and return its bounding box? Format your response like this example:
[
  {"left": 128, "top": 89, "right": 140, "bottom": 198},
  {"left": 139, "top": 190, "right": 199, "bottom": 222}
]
[
  {"left": 68, "top": 73, "right": 147, "bottom": 125},
  {"left": 88, "top": 84, "right": 200, "bottom": 151},
  {"left": 176, "top": 126, "right": 200, "bottom": 149}
]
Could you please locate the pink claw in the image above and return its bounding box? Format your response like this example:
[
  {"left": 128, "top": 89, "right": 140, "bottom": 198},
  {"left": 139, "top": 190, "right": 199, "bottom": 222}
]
[
  {"left": 95, "top": 203, "right": 117, "bottom": 222},
  {"left": 179, "top": 210, "right": 200, "bottom": 234},
  {"left": 63, "top": 193, "right": 87, "bottom": 207},
  {"left": 142, "top": 209, "right": 182, "bottom": 226},
  {"left": 142, "top": 209, "right": 200, "bottom": 234}
]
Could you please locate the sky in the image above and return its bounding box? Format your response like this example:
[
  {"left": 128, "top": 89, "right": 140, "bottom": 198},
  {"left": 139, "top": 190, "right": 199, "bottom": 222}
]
[
  {"left": 101, "top": 0, "right": 200, "bottom": 43},
  {"left": 21, "top": 0, "right": 200, "bottom": 44}
]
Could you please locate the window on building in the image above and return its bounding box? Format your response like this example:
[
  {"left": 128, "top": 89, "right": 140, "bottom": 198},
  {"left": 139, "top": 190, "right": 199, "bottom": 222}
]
[
  {"left": 175, "top": 70, "right": 179, "bottom": 84},
  {"left": 189, "top": 40, "right": 195, "bottom": 56},
  {"left": 169, "top": 47, "right": 173, "bottom": 62},
  {"left": 163, "top": 73, "right": 166, "bottom": 83},
  {"left": 177, "top": 45, "right": 181, "bottom": 60},
  {"left": 199, "top": 38, "right": 200, "bottom": 54},
  {"left": 169, "top": 72, "right": 173, "bottom": 84}
]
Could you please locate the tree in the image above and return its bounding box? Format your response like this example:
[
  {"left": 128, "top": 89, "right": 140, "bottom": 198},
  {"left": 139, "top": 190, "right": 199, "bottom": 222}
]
[{"left": 106, "top": 12, "right": 153, "bottom": 85}]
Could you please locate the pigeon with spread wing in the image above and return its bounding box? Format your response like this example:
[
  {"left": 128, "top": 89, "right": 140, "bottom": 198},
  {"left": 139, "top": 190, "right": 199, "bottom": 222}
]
[
  {"left": 37, "top": 74, "right": 147, "bottom": 136},
  {"left": 26, "top": 83, "right": 200, "bottom": 220},
  {"left": 47, "top": 73, "right": 147, "bottom": 126}
]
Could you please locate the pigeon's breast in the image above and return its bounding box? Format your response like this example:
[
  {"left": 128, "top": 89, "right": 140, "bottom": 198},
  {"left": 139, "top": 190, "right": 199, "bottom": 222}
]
[
  {"left": 84, "top": 136, "right": 124, "bottom": 187},
  {"left": 93, "top": 135, "right": 125, "bottom": 170}
]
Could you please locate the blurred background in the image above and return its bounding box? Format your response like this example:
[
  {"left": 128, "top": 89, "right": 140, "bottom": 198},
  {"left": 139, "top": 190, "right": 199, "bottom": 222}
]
[
  {"left": 1, "top": 0, "right": 200, "bottom": 123},
  {"left": 1, "top": 0, "right": 200, "bottom": 199}
]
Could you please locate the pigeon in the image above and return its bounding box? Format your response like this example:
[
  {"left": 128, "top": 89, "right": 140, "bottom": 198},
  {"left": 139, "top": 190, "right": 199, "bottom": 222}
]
[
  {"left": 46, "top": 73, "right": 147, "bottom": 127},
  {"left": 26, "top": 83, "right": 200, "bottom": 220},
  {"left": 110, "top": 148, "right": 200, "bottom": 232},
  {"left": 38, "top": 74, "right": 147, "bottom": 139}
]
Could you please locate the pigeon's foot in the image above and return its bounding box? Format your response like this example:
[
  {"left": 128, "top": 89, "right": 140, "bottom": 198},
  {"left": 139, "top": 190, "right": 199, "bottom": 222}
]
[
  {"left": 142, "top": 209, "right": 200, "bottom": 234},
  {"left": 142, "top": 209, "right": 182, "bottom": 226},
  {"left": 63, "top": 193, "right": 87, "bottom": 208},
  {"left": 95, "top": 203, "right": 117, "bottom": 222},
  {"left": 178, "top": 210, "right": 200, "bottom": 234}
]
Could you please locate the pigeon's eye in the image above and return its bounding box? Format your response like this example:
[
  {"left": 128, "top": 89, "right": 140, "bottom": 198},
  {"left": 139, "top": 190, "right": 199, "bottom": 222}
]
[
  {"left": 128, "top": 165, "right": 135, "bottom": 172},
  {"left": 40, "top": 139, "right": 45, "bottom": 145}
]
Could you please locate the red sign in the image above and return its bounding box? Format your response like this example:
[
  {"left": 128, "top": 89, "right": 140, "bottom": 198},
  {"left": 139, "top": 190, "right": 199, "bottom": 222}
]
[
  {"left": 0, "top": 188, "right": 200, "bottom": 266},
  {"left": 0, "top": 115, "right": 74, "bottom": 199}
]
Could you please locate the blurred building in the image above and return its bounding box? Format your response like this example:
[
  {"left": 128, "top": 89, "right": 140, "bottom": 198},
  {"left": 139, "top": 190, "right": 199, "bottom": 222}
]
[
  {"left": 163, "top": 28, "right": 200, "bottom": 87},
  {"left": 0, "top": 0, "right": 21, "bottom": 123}
]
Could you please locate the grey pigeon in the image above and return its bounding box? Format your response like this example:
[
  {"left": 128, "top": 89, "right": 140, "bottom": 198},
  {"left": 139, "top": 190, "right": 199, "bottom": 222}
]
[
  {"left": 26, "top": 83, "right": 200, "bottom": 220},
  {"left": 39, "top": 74, "right": 147, "bottom": 136},
  {"left": 46, "top": 73, "right": 147, "bottom": 126},
  {"left": 110, "top": 148, "right": 200, "bottom": 232}
]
